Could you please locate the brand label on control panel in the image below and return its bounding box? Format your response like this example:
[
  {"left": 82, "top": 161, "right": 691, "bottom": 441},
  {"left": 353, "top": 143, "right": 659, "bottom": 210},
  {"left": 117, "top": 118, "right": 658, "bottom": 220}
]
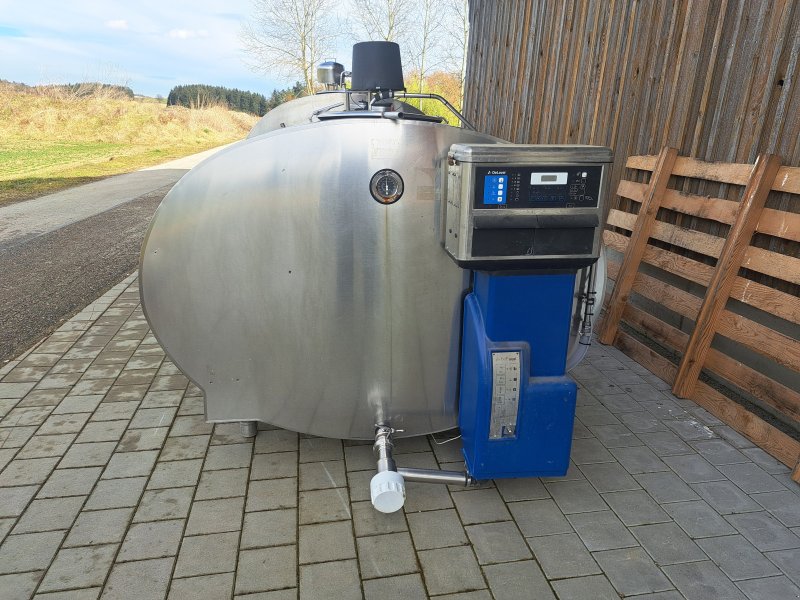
[{"left": 489, "top": 351, "right": 521, "bottom": 439}]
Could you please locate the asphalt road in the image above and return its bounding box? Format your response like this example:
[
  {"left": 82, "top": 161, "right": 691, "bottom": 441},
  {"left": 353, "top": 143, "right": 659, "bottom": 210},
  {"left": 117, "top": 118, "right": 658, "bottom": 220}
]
[{"left": 0, "top": 185, "right": 169, "bottom": 364}]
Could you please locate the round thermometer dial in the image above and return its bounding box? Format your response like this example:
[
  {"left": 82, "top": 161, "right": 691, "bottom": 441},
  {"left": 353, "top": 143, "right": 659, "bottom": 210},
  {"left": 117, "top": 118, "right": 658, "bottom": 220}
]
[{"left": 369, "top": 169, "right": 404, "bottom": 204}]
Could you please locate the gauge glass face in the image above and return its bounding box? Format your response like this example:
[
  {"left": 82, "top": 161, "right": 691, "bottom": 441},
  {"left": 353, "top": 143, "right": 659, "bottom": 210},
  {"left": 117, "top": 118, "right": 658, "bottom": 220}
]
[
  {"left": 377, "top": 175, "right": 398, "bottom": 197},
  {"left": 369, "top": 169, "right": 403, "bottom": 204}
]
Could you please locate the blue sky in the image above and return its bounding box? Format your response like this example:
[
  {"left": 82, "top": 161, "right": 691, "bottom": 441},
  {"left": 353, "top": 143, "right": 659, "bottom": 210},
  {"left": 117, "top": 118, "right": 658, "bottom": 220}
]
[{"left": 0, "top": 1, "right": 354, "bottom": 97}]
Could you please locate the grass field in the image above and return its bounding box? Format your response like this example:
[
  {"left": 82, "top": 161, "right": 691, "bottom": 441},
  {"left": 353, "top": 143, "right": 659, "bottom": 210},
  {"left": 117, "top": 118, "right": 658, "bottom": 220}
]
[{"left": 0, "top": 82, "right": 259, "bottom": 205}]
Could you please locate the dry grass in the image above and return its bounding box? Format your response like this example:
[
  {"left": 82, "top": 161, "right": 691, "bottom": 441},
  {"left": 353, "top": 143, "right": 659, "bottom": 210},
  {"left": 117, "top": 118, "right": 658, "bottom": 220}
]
[{"left": 0, "top": 82, "right": 259, "bottom": 205}]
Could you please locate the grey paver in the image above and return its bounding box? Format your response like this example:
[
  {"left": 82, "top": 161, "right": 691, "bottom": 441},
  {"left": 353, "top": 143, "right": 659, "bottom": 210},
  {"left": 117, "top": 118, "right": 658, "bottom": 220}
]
[
  {"left": 0, "top": 456, "right": 59, "bottom": 486},
  {"left": 632, "top": 522, "right": 708, "bottom": 565},
  {"left": 58, "top": 441, "right": 117, "bottom": 468},
  {"left": 147, "top": 459, "right": 203, "bottom": 489},
  {"left": 528, "top": 532, "right": 601, "bottom": 578},
  {"left": 570, "top": 437, "right": 615, "bottom": 464},
  {"left": 594, "top": 547, "right": 673, "bottom": 597},
  {"left": 118, "top": 519, "right": 184, "bottom": 561},
  {"left": 64, "top": 507, "right": 133, "bottom": 547},
  {"left": 362, "top": 573, "right": 428, "bottom": 600},
  {"left": 185, "top": 497, "right": 245, "bottom": 535},
  {"left": 167, "top": 573, "right": 234, "bottom": 600},
  {"left": 717, "top": 463, "right": 787, "bottom": 494},
  {"left": 403, "top": 480, "right": 454, "bottom": 511},
  {"left": 726, "top": 511, "right": 800, "bottom": 552},
  {"left": 482, "top": 559, "right": 554, "bottom": 600},
  {"left": 298, "top": 487, "right": 350, "bottom": 524},
  {"left": 663, "top": 560, "right": 746, "bottom": 600},
  {"left": 636, "top": 471, "right": 701, "bottom": 503},
  {"left": 589, "top": 424, "right": 641, "bottom": 448},
  {"left": 692, "top": 481, "right": 762, "bottom": 515},
  {"left": 39, "top": 544, "right": 117, "bottom": 592},
  {"left": 603, "top": 490, "right": 670, "bottom": 526},
  {"left": 567, "top": 509, "right": 638, "bottom": 551},
  {"left": 697, "top": 535, "right": 782, "bottom": 581},
  {"left": 664, "top": 500, "right": 738, "bottom": 538},
  {"left": 299, "top": 436, "right": 343, "bottom": 463},
  {"left": 235, "top": 545, "right": 297, "bottom": 595},
  {"left": 52, "top": 394, "right": 104, "bottom": 414},
  {"left": 76, "top": 420, "right": 128, "bottom": 443},
  {"left": 241, "top": 509, "right": 297, "bottom": 549},
  {"left": 299, "top": 558, "right": 358, "bottom": 600},
  {"left": 12, "top": 496, "right": 85, "bottom": 534},
  {"left": 494, "top": 477, "right": 548, "bottom": 502},
  {"left": 545, "top": 479, "right": 608, "bottom": 514},
  {"left": 299, "top": 460, "right": 347, "bottom": 490},
  {"left": 246, "top": 478, "right": 297, "bottom": 512},
  {"left": 102, "top": 451, "right": 158, "bottom": 479},
  {"left": 551, "top": 574, "right": 619, "bottom": 600},
  {"left": 174, "top": 531, "right": 239, "bottom": 578},
  {"left": 159, "top": 435, "right": 210, "bottom": 461},
  {"left": 195, "top": 468, "right": 249, "bottom": 500},
  {"left": 0, "top": 572, "right": 42, "bottom": 599},
  {"left": 169, "top": 415, "right": 214, "bottom": 437},
  {"left": 737, "top": 576, "right": 800, "bottom": 600},
  {"left": 357, "top": 531, "right": 417, "bottom": 578},
  {"left": 204, "top": 443, "right": 252, "bottom": 470},
  {"left": 408, "top": 507, "right": 469, "bottom": 550},
  {"left": 610, "top": 445, "right": 669, "bottom": 474},
  {"left": 451, "top": 488, "right": 511, "bottom": 524},
  {"left": 0, "top": 484, "right": 38, "bottom": 517},
  {"left": 352, "top": 500, "right": 407, "bottom": 537},
  {"left": 91, "top": 401, "right": 139, "bottom": 422},
  {"left": 133, "top": 487, "right": 194, "bottom": 522},
  {"left": 508, "top": 498, "right": 572, "bottom": 537},
  {"left": 741, "top": 447, "right": 791, "bottom": 474},
  {"left": 17, "top": 434, "right": 76, "bottom": 460},
  {"left": 251, "top": 451, "right": 297, "bottom": 480},
  {"left": 619, "top": 410, "right": 666, "bottom": 433},
  {"left": 101, "top": 557, "right": 175, "bottom": 600},
  {"left": 117, "top": 427, "right": 169, "bottom": 452},
  {"left": 753, "top": 490, "right": 800, "bottom": 527},
  {"left": 664, "top": 454, "right": 726, "bottom": 484},
  {"left": 418, "top": 546, "right": 485, "bottom": 595},
  {"left": 38, "top": 466, "right": 102, "bottom": 498},
  {"left": 465, "top": 521, "right": 531, "bottom": 564},
  {"left": 691, "top": 439, "right": 749, "bottom": 465},
  {"left": 85, "top": 476, "right": 147, "bottom": 510},
  {"left": 254, "top": 429, "right": 298, "bottom": 454},
  {"left": 581, "top": 463, "right": 639, "bottom": 493},
  {"left": 0, "top": 530, "right": 65, "bottom": 573},
  {"left": 638, "top": 431, "right": 694, "bottom": 456}
]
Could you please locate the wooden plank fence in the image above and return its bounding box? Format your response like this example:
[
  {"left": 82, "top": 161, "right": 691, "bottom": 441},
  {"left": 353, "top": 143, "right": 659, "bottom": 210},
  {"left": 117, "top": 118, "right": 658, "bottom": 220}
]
[{"left": 599, "top": 147, "right": 800, "bottom": 481}]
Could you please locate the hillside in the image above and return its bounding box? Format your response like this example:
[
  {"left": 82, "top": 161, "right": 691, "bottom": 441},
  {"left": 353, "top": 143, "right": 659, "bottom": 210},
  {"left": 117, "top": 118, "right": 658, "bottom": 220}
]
[{"left": 0, "top": 82, "right": 259, "bottom": 205}]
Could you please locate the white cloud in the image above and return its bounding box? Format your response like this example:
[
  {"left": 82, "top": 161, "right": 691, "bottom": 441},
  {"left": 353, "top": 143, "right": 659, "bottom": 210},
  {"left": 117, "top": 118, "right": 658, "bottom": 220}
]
[
  {"left": 105, "top": 19, "right": 128, "bottom": 30},
  {"left": 168, "top": 28, "right": 208, "bottom": 40}
]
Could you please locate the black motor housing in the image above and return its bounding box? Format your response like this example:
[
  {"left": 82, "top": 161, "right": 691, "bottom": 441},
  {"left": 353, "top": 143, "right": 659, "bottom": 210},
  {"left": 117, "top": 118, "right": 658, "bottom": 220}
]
[{"left": 351, "top": 41, "right": 405, "bottom": 92}]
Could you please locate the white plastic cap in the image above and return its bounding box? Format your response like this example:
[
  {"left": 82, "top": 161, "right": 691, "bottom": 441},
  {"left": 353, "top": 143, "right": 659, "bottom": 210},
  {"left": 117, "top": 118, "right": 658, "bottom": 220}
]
[{"left": 370, "top": 470, "right": 406, "bottom": 513}]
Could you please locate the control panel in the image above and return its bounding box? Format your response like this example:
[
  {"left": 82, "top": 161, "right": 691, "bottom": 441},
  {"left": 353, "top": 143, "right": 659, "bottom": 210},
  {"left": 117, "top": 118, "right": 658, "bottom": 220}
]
[{"left": 442, "top": 144, "right": 613, "bottom": 269}]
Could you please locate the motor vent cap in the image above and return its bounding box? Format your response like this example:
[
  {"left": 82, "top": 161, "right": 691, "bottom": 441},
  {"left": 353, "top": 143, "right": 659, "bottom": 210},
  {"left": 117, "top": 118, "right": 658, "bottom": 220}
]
[{"left": 351, "top": 41, "right": 405, "bottom": 92}]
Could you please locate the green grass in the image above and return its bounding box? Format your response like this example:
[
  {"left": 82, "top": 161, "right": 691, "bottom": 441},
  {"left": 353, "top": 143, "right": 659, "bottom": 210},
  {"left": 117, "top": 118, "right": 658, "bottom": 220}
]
[{"left": 0, "top": 83, "right": 259, "bottom": 205}]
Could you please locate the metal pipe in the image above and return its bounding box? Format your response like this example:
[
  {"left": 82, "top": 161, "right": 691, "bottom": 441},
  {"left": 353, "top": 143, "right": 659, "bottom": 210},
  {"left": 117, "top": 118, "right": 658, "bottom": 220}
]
[
  {"left": 394, "top": 93, "right": 476, "bottom": 131},
  {"left": 579, "top": 263, "right": 597, "bottom": 346},
  {"left": 397, "top": 467, "right": 474, "bottom": 486},
  {"left": 373, "top": 426, "right": 397, "bottom": 473}
]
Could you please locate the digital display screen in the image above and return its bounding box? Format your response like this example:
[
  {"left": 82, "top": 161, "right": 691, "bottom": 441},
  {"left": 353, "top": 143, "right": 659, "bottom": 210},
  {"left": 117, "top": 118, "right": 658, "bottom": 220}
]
[
  {"left": 483, "top": 175, "right": 507, "bottom": 205},
  {"left": 531, "top": 172, "right": 568, "bottom": 185}
]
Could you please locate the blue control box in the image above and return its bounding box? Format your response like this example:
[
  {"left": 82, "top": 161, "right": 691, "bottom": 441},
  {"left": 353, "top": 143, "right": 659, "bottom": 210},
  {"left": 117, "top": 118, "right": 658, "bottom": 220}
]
[
  {"left": 483, "top": 175, "right": 507, "bottom": 205},
  {"left": 459, "top": 272, "right": 578, "bottom": 479}
]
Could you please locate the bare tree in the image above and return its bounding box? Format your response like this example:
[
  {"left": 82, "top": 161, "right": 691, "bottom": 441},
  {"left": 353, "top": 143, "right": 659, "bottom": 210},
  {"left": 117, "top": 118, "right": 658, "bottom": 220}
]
[
  {"left": 439, "top": 0, "right": 469, "bottom": 101},
  {"left": 241, "top": 0, "right": 336, "bottom": 94},
  {"left": 348, "top": 0, "right": 415, "bottom": 43},
  {"left": 404, "top": 0, "right": 442, "bottom": 94}
]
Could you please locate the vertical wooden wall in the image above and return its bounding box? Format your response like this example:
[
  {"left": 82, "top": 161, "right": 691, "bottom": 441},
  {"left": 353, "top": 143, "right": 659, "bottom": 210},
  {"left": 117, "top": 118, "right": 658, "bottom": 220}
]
[{"left": 464, "top": 0, "right": 800, "bottom": 211}]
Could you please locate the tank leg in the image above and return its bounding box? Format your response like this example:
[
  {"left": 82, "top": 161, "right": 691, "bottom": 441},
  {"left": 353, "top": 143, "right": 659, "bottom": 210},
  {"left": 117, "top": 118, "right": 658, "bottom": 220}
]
[{"left": 240, "top": 421, "right": 258, "bottom": 438}]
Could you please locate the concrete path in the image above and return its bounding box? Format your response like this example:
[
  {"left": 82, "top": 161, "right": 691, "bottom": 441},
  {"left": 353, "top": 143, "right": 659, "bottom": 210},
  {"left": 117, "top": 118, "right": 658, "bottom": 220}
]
[
  {"left": 0, "top": 273, "right": 798, "bottom": 599},
  {"left": 0, "top": 144, "right": 231, "bottom": 366},
  {"left": 0, "top": 145, "right": 228, "bottom": 250}
]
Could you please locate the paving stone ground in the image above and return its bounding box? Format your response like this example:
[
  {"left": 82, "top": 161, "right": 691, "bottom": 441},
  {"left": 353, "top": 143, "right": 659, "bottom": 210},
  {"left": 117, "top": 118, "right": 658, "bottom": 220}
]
[{"left": 1, "top": 274, "right": 799, "bottom": 599}]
